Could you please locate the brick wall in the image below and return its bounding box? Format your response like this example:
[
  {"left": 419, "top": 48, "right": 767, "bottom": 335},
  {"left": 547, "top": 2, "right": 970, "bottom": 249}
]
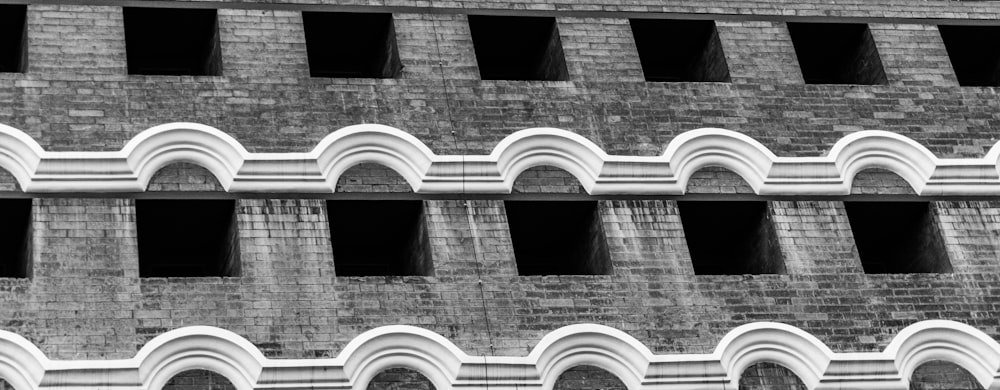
[
  {"left": 909, "top": 360, "right": 983, "bottom": 390},
  {"left": 553, "top": 366, "right": 627, "bottom": 390},
  {"left": 0, "top": 0, "right": 999, "bottom": 382},
  {"left": 1, "top": 5, "right": 999, "bottom": 157},
  {"left": 367, "top": 368, "right": 435, "bottom": 390},
  {"left": 739, "top": 362, "right": 807, "bottom": 390},
  {"left": 162, "top": 370, "right": 236, "bottom": 390}
]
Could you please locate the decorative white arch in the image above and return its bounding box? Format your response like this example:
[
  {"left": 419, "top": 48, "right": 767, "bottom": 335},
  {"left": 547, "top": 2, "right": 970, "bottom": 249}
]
[
  {"left": 0, "top": 321, "right": 986, "bottom": 390},
  {"left": 886, "top": 320, "right": 1000, "bottom": 390},
  {"left": 0, "top": 330, "right": 47, "bottom": 390},
  {"left": 1, "top": 122, "right": 1000, "bottom": 195},
  {"left": 712, "top": 322, "right": 834, "bottom": 389},
  {"left": 529, "top": 324, "right": 651, "bottom": 390}
]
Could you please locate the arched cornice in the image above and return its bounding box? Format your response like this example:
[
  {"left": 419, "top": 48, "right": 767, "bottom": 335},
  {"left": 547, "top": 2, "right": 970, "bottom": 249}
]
[
  {"left": 3, "top": 122, "right": 1000, "bottom": 195},
  {"left": 0, "top": 321, "right": 992, "bottom": 389},
  {"left": 335, "top": 325, "right": 466, "bottom": 390},
  {"left": 662, "top": 128, "right": 775, "bottom": 194},
  {"left": 134, "top": 326, "right": 265, "bottom": 390},
  {"left": 0, "top": 330, "right": 47, "bottom": 390},
  {"left": 712, "top": 322, "right": 834, "bottom": 389},
  {"left": 886, "top": 320, "right": 1000, "bottom": 390},
  {"left": 529, "top": 324, "right": 651, "bottom": 390}
]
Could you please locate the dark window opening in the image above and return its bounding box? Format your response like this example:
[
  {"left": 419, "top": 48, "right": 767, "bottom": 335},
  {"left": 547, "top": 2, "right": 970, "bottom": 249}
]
[
  {"left": 787, "top": 22, "right": 887, "bottom": 85},
  {"left": 0, "top": 199, "right": 31, "bottom": 278},
  {"left": 468, "top": 15, "right": 568, "bottom": 81},
  {"left": 678, "top": 201, "right": 784, "bottom": 275},
  {"left": 629, "top": 19, "right": 730, "bottom": 82},
  {"left": 504, "top": 201, "right": 611, "bottom": 276},
  {"left": 124, "top": 7, "right": 222, "bottom": 76},
  {"left": 327, "top": 201, "right": 432, "bottom": 277},
  {"left": 0, "top": 5, "right": 26, "bottom": 73},
  {"left": 302, "top": 12, "right": 401, "bottom": 78},
  {"left": 137, "top": 200, "right": 239, "bottom": 277},
  {"left": 845, "top": 202, "right": 951, "bottom": 274},
  {"left": 938, "top": 25, "right": 1000, "bottom": 86}
]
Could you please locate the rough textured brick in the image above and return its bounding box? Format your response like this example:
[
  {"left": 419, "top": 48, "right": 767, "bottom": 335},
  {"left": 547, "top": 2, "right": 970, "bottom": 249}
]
[
  {"left": 335, "top": 163, "right": 412, "bottom": 192},
  {"left": 512, "top": 166, "right": 585, "bottom": 193},
  {"left": 739, "top": 362, "right": 807, "bottom": 390},
  {"left": 869, "top": 24, "right": 959, "bottom": 87},
  {"left": 557, "top": 17, "right": 644, "bottom": 82},
  {"left": 850, "top": 168, "right": 916, "bottom": 195},
  {"left": 147, "top": 163, "right": 224, "bottom": 191},
  {"left": 553, "top": 365, "right": 627, "bottom": 390},
  {"left": 685, "top": 167, "right": 755, "bottom": 194},
  {"left": 909, "top": 360, "right": 983, "bottom": 390},
  {"left": 716, "top": 21, "right": 802, "bottom": 85},
  {"left": 367, "top": 368, "right": 435, "bottom": 390},
  {"left": 163, "top": 369, "right": 237, "bottom": 390},
  {"left": 4, "top": 0, "right": 1000, "bottom": 374}
]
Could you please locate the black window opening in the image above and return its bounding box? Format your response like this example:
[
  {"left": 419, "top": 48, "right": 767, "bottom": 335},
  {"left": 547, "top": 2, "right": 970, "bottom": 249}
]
[
  {"left": 124, "top": 7, "right": 222, "bottom": 76},
  {"left": 629, "top": 19, "right": 730, "bottom": 82},
  {"left": 137, "top": 200, "right": 240, "bottom": 277},
  {"left": 0, "top": 5, "right": 26, "bottom": 73},
  {"left": 468, "top": 15, "right": 569, "bottom": 81},
  {"left": 302, "top": 12, "right": 402, "bottom": 78},
  {"left": 678, "top": 201, "right": 784, "bottom": 275},
  {"left": 504, "top": 201, "right": 611, "bottom": 276},
  {"left": 787, "top": 22, "right": 887, "bottom": 85},
  {"left": 0, "top": 199, "right": 31, "bottom": 278},
  {"left": 938, "top": 25, "right": 1000, "bottom": 86},
  {"left": 845, "top": 202, "right": 952, "bottom": 274},
  {"left": 327, "top": 201, "right": 433, "bottom": 277}
]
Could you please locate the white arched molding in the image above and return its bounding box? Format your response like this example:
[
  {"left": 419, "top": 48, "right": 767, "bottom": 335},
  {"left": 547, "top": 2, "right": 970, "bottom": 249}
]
[
  {"left": 886, "top": 320, "right": 1000, "bottom": 390},
  {"left": 530, "top": 324, "right": 652, "bottom": 390},
  {"left": 0, "top": 321, "right": 988, "bottom": 390},
  {"left": 713, "top": 322, "right": 834, "bottom": 389},
  {"left": 3, "top": 122, "right": 1000, "bottom": 195}
]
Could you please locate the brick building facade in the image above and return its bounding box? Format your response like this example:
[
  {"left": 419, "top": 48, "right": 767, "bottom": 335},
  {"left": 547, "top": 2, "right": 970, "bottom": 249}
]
[{"left": 0, "top": 0, "right": 997, "bottom": 389}]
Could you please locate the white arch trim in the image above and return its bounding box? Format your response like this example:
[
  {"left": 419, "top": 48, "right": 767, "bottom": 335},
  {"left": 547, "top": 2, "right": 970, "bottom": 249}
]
[
  {"left": 0, "top": 320, "right": 980, "bottom": 390},
  {"left": 2, "top": 122, "right": 1000, "bottom": 195}
]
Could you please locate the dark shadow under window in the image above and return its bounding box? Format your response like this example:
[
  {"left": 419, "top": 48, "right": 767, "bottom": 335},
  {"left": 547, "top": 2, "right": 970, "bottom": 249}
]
[
  {"left": 629, "top": 19, "right": 730, "bottom": 82},
  {"left": 504, "top": 201, "right": 610, "bottom": 276},
  {"left": 137, "top": 200, "right": 239, "bottom": 277},
  {"left": 787, "top": 22, "right": 886, "bottom": 85},
  {"left": 0, "top": 5, "right": 26, "bottom": 73},
  {"left": 124, "top": 7, "right": 222, "bottom": 76},
  {"left": 327, "top": 201, "right": 432, "bottom": 276},
  {"left": 678, "top": 201, "right": 784, "bottom": 275},
  {"left": 302, "top": 12, "right": 401, "bottom": 78},
  {"left": 845, "top": 202, "right": 951, "bottom": 274},
  {"left": 468, "top": 15, "right": 568, "bottom": 81},
  {"left": 0, "top": 199, "right": 31, "bottom": 278},
  {"left": 938, "top": 25, "right": 1000, "bottom": 87}
]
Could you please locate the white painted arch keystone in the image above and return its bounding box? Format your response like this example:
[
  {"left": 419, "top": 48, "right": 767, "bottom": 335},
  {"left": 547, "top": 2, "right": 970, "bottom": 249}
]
[
  {"left": 0, "top": 321, "right": 988, "bottom": 390},
  {"left": 0, "top": 122, "right": 1000, "bottom": 195}
]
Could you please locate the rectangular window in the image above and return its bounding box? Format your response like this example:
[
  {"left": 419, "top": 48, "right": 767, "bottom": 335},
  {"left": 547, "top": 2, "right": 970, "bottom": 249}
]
[
  {"left": 844, "top": 202, "right": 952, "bottom": 274},
  {"left": 468, "top": 15, "right": 569, "bottom": 81},
  {"left": 137, "top": 200, "right": 239, "bottom": 277},
  {"left": 504, "top": 201, "right": 611, "bottom": 276},
  {"left": 938, "top": 25, "right": 1000, "bottom": 86},
  {"left": 124, "top": 7, "right": 222, "bottom": 76},
  {"left": 0, "top": 199, "right": 31, "bottom": 278},
  {"left": 678, "top": 201, "right": 784, "bottom": 275},
  {"left": 302, "top": 12, "right": 401, "bottom": 78},
  {"left": 629, "top": 19, "right": 730, "bottom": 82},
  {"left": 0, "top": 5, "right": 26, "bottom": 73},
  {"left": 787, "top": 22, "right": 886, "bottom": 85},
  {"left": 327, "top": 201, "right": 432, "bottom": 276}
]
